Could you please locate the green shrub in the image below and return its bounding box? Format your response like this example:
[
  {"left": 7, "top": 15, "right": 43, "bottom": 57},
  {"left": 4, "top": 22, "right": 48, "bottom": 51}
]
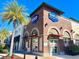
[
  {"left": 69, "top": 45, "right": 79, "bottom": 52},
  {"left": 64, "top": 45, "right": 79, "bottom": 55},
  {"left": 0, "top": 44, "right": 9, "bottom": 53}
]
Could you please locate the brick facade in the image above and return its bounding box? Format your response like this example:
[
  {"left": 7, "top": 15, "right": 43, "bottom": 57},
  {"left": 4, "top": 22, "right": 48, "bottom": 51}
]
[{"left": 24, "top": 3, "right": 73, "bottom": 56}]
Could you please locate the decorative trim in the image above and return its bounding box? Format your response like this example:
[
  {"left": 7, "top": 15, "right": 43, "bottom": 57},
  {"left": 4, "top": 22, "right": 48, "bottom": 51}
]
[{"left": 47, "top": 26, "right": 60, "bottom": 35}]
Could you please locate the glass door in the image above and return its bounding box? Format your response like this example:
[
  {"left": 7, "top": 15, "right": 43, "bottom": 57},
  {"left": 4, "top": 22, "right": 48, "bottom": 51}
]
[
  {"left": 32, "top": 37, "right": 38, "bottom": 52},
  {"left": 49, "top": 37, "right": 58, "bottom": 55}
]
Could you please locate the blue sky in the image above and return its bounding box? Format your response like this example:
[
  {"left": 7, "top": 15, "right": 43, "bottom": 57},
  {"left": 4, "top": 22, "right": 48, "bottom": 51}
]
[{"left": 0, "top": 0, "right": 79, "bottom": 31}]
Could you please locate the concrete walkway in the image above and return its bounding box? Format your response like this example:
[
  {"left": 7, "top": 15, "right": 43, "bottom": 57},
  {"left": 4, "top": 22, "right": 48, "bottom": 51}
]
[
  {"left": 15, "top": 54, "right": 79, "bottom": 59},
  {"left": 1, "top": 53, "right": 79, "bottom": 59},
  {"left": 57, "top": 55, "right": 79, "bottom": 59},
  {"left": 0, "top": 54, "right": 7, "bottom": 59}
]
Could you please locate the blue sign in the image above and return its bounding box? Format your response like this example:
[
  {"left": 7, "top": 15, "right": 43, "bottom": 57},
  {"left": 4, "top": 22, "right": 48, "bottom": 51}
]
[
  {"left": 31, "top": 15, "right": 39, "bottom": 24},
  {"left": 48, "top": 12, "right": 58, "bottom": 22}
]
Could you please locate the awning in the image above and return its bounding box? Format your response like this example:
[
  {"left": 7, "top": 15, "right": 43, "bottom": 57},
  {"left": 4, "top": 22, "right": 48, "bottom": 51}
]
[
  {"left": 48, "top": 34, "right": 63, "bottom": 37},
  {"left": 30, "top": 34, "right": 40, "bottom": 37}
]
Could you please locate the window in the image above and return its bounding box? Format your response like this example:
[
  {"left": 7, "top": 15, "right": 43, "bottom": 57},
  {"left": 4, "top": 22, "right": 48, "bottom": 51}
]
[
  {"left": 32, "top": 30, "right": 39, "bottom": 52},
  {"left": 32, "top": 30, "right": 38, "bottom": 35},
  {"left": 49, "top": 37, "right": 58, "bottom": 43},
  {"left": 32, "top": 37, "right": 38, "bottom": 43},
  {"left": 63, "top": 37, "right": 70, "bottom": 46}
]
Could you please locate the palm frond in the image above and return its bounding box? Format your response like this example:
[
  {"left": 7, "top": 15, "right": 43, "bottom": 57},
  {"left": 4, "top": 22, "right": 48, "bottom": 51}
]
[
  {"left": 0, "top": 28, "right": 10, "bottom": 40},
  {"left": 1, "top": 0, "right": 30, "bottom": 26}
]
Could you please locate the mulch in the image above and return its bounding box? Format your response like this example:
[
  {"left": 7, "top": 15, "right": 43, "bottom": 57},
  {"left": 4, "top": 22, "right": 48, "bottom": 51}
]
[{"left": 1, "top": 55, "right": 23, "bottom": 59}]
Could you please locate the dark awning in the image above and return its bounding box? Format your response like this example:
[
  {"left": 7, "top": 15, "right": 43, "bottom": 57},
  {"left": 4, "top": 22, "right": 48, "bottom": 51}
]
[
  {"left": 48, "top": 34, "right": 63, "bottom": 37},
  {"left": 30, "top": 34, "right": 40, "bottom": 37}
]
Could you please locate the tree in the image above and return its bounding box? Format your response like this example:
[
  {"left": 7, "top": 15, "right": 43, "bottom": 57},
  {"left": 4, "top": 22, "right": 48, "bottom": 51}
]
[
  {"left": 0, "top": 28, "right": 10, "bottom": 41},
  {"left": 1, "top": 0, "right": 30, "bottom": 56},
  {"left": 0, "top": 28, "right": 10, "bottom": 48}
]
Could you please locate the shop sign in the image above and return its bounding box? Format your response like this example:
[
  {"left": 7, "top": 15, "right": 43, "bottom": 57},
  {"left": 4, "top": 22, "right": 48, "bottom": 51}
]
[
  {"left": 48, "top": 12, "right": 58, "bottom": 22},
  {"left": 31, "top": 15, "right": 39, "bottom": 24}
]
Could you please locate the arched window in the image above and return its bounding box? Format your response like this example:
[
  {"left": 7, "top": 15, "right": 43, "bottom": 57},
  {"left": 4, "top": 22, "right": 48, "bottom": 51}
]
[
  {"left": 49, "top": 28, "right": 59, "bottom": 34},
  {"left": 49, "top": 28, "right": 59, "bottom": 43},
  {"left": 31, "top": 30, "right": 39, "bottom": 52},
  {"left": 32, "top": 30, "right": 38, "bottom": 35},
  {"left": 48, "top": 28, "right": 59, "bottom": 55},
  {"left": 63, "top": 31, "right": 71, "bottom": 46}
]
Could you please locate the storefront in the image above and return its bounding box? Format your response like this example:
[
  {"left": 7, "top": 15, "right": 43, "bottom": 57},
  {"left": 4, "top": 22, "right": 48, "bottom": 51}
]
[
  {"left": 21, "top": 3, "right": 75, "bottom": 56},
  {"left": 47, "top": 28, "right": 62, "bottom": 55},
  {"left": 73, "top": 34, "right": 79, "bottom": 45}
]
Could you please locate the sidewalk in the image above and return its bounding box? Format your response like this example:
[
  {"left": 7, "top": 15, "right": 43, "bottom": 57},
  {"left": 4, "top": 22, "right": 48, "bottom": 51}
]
[
  {"left": 1, "top": 53, "right": 79, "bottom": 59},
  {"left": 15, "top": 54, "right": 64, "bottom": 59},
  {"left": 0, "top": 54, "right": 7, "bottom": 59},
  {"left": 15, "top": 54, "right": 79, "bottom": 59},
  {"left": 0, "top": 53, "right": 63, "bottom": 59}
]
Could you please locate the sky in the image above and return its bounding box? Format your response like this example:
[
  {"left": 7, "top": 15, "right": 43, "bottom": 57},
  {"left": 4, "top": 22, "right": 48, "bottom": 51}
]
[{"left": 0, "top": 0, "right": 79, "bottom": 31}]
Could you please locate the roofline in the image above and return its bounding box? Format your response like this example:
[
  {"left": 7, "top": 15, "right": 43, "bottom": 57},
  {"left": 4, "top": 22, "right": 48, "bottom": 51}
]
[
  {"left": 30, "top": 2, "right": 64, "bottom": 16},
  {"left": 69, "top": 17, "right": 79, "bottom": 23}
]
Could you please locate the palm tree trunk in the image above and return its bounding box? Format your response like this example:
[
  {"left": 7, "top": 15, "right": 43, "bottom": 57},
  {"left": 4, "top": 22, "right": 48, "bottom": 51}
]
[
  {"left": 10, "top": 21, "right": 16, "bottom": 56},
  {"left": 10, "top": 29, "right": 15, "bottom": 56}
]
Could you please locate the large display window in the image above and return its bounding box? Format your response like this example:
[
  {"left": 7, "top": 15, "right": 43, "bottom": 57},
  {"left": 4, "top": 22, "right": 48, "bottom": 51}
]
[
  {"left": 31, "top": 30, "right": 39, "bottom": 52},
  {"left": 63, "top": 31, "right": 71, "bottom": 47}
]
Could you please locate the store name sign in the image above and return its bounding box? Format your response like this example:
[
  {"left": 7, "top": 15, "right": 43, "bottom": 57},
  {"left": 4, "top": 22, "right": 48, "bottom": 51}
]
[
  {"left": 48, "top": 13, "right": 58, "bottom": 22},
  {"left": 31, "top": 15, "right": 39, "bottom": 24}
]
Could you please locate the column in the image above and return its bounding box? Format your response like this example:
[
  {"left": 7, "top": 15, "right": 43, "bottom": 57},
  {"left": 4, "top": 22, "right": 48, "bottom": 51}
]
[{"left": 43, "top": 35, "right": 49, "bottom": 56}]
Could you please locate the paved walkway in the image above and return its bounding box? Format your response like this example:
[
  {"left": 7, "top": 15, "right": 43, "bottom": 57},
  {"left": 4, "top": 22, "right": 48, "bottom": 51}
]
[
  {"left": 15, "top": 54, "right": 79, "bottom": 59},
  {"left": 0, "top": 54, "right": 7, "bottom": 59},
  {"left": 0, "top": 53, "right": 79, "bottom": 59},
  {"left": 15, "top": 54, "right": 64, "bottom": 59},
  {"left": 57, "top": 55, "right": 79, "bottom": 59}
]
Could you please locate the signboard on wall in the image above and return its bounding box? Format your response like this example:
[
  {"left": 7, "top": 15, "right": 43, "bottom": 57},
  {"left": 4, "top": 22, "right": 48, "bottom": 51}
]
[
  {"left": 31, "top": 15, "right": 39, "bottom": 24},
  {"left": 48, "top": 12, "right": 58, "bottom": 22}
]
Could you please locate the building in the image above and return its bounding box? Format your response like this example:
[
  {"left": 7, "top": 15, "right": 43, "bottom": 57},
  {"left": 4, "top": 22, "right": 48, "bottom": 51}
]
[
  {"left": 69, "top": 18, "right": 79, "bottom": 45},
  {"left": 13, "top": 3, "right": 79, "bottom": 56},
  {"left": 23, "top": 3, "right": 74, "bottom": 56}
]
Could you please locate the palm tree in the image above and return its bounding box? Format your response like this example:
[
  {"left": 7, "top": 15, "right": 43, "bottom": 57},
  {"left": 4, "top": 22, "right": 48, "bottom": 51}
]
[
  {"left": 0, "top": 28, "right": 10, "bottom": 48},
  {"left": 1, "top": 0, "right": 30, "bottom": 56}
]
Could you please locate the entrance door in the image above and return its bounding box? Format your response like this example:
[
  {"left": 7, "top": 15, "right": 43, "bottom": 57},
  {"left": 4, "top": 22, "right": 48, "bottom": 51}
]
[
  {"left": 32, "top": 37, "right": 38, "bottom": 52},
  {"left": 49, "top": 37, "right": 58, "bottom": 55}
]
